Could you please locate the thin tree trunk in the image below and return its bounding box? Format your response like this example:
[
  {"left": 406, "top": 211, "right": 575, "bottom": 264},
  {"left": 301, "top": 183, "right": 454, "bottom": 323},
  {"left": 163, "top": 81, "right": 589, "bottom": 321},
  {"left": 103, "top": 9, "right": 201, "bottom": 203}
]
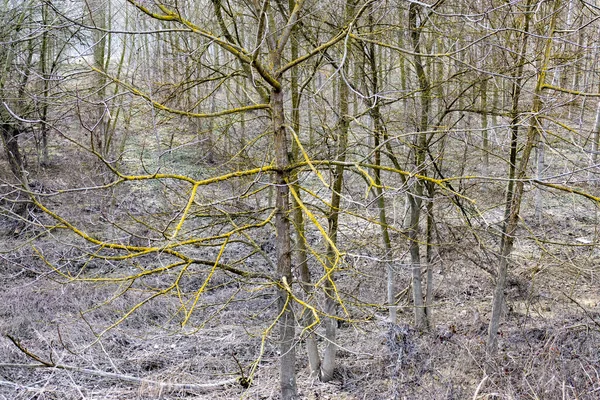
[
  {"left": 425, "top": 182, "right": 435, "bottom": 327},
  {"left": 90, "top": 0, "right": 108, "bottom": 155},
  {"left": 321, "top": 65, "right": 350, "bottom": 385},
  {"left": 272, "top": 86, "right": 297, "bottom": 399},
  {"left": 589, "top": 95, "right": 600, "bottom": 184},
  {"left": 365, "top": 27, "right": 395, "bottom": 322},
  {"left": 266, "top": 1, "right": 306, "bottom": 396},
  {"left": 492, "top": 79, "right": 499, "bottom": 136},
  {"left": 319, "top": 0, "right": 355, "bottom": 381},
  {"left": 39, "top": 1, "right": 50, "bottom": 165},
  {"left": 3, "top": 26, "right": 35, "bottom": 186},
  {"left": 481, "top": 78, "right": 489, "bottom": 175},
  {"left": 487, "top": 0, "right": 560, "bottom": 354},
  {"left": 488, "top": 0, "right": 534, "bottom": 354},
  {"left": 408, "top": 3, "right": 430, "bottom": 331},
  {"left": 534, "top": 138, "right": 545, "bottom": 223},
  {"left": 287, "top": 3, "right": 320, "bottom": 375},
  {"left": 1, "top": 124, "right": 24, "bottom": 180}
]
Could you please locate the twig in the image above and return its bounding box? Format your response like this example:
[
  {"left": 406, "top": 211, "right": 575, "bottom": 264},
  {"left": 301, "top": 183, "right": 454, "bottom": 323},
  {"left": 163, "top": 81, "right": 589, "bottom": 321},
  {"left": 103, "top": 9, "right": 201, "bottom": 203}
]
[
  {"left": 231, "top": 352, "right": 251, "bottom": 389},
  {"left": 472, "top": 375, "right": 488, "bottom": 400},
  {"left": 0, "top": 363, "right": 239, "bottom": 391},
  {"left": 6, "top": 335, "right": 53, "bottom": 366},
  {"left": 0, "top": 379, "right": 44, "bottom": 391},
  {"left": 4, "top": 335, "right": 242, "bottom": 391},
  {"left": 562, "top": 292, "right": 600, "bottom": 331}
]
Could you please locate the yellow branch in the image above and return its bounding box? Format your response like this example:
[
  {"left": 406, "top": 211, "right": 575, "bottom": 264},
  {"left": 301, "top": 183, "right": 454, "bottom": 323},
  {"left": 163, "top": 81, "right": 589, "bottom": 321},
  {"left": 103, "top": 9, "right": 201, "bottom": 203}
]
[
  {"left": 289, "top": 129, "right": 329, "bottom": 189},
  {"left": 288, "top": 185, "right": 349, "bottom": 317},
  {"left": 171, "top": 183, "right": 200, "bottom": 239},
  {"left": 248, "top": 286, "right": 291, "bottom": 379},
  {"left": 115, "top": 165, "right": 277, "bottom": 187},
  {"left": 533, "top": 180, "right": 600, "bottom": 203},
  {"left": 182, "top": 237, "right": 230, "bottom": 327},
  {"left": 90, "top": 66, "right": 270, "bottom": 118},
  {"left": 541, "top": 83, "right": 600, "bottom": 97},
  {"left": 127, "top": 1, "right": 281, "bottom": 90},
  {"left": 280, "top": 276, "right": 320, "bottom": 335}
]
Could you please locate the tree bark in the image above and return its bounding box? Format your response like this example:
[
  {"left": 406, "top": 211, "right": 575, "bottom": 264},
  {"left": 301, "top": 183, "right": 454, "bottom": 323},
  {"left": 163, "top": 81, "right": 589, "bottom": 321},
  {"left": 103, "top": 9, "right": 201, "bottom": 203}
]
[
  {"left": 266, "top": 1, "right": 306, "bottom": 396},
  {"left": 1, "top": 123, "right": 25, "bottom": 180},
  {"left": 272, "top": 87, "right": 297, "bottom": 399}
]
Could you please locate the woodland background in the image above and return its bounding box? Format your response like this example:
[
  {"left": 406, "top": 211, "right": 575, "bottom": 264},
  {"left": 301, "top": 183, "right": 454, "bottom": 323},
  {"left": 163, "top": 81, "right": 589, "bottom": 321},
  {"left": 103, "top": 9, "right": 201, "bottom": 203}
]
[{"left": 1, "top": 0, "right": 600, "bottom": 399}]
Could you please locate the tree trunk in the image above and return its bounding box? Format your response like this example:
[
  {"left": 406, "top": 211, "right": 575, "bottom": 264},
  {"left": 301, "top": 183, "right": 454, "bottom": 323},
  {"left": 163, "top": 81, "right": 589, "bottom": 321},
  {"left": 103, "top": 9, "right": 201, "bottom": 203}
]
[
  {"left": 363, "top": 10, "right": 396, "bottom": 323},
  {"left": 39, "top": 1, "right": 50, "bottom": 165},
  {"left": 481, "top": 78, "right": 489, "bottom": 175},
  {"left": 321, "top": 65, "right": 350, "bottom": 384},
  {"left": 590, "top": 97, "right": 600, "bottom": 183},
  {"left": 287, "top": 6, "right": 320, "bottom": 375},
  {"left": 425, "top": 182, "right": 435, "bottom": 327},
  {"left": 272, "top": 87, "right": 297, "bottom": 399},
  {"left": 89, "top": 0, "right": 108, "bottom": 156},
  {"left": 266, "top": 1, "right": 304, "bottom": 396},
  {"left": 487, "top": 0, "right": 560, "bottom": 354},
  {"left": 488, "top": 0, "right": 534, "bottom": 354},
  {"left": 1, "top": 123, "right": 25, "bottom": 180},
  {"left": 408, "top": 3, "right": 430, "bottom": 331},
  {"left": 534, "top": 138, "right": 545, "bottom": 223}
]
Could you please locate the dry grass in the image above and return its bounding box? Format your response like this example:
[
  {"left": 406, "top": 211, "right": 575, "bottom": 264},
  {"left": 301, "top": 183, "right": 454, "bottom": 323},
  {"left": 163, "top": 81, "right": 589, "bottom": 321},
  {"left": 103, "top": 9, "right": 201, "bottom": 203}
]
[
  {"left": 1, "top": 122, "right": 600, "bottom": 400},
  {"left": 1, "top": 248, "right": 599, "bottom": 399}
]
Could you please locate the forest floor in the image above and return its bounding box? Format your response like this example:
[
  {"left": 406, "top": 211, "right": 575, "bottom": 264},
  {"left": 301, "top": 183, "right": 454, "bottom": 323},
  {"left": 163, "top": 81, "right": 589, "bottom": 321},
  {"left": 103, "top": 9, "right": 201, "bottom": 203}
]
[
  {"left": 1, "top": 128, "right": 600, "bottom": 399},
  {"left": 1, "top": 236, "right": 599, "bottom": 400}
]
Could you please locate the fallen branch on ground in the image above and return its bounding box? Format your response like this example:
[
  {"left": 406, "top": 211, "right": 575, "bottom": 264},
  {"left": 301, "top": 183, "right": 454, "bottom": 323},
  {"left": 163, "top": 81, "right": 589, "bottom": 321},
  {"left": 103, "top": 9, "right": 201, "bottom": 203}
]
[
  {"left": 3, "top": 334, "right": 243, "bottom": 392},
  {"left": 0, "top": 362, "right": 240, "bottom": 391}
]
